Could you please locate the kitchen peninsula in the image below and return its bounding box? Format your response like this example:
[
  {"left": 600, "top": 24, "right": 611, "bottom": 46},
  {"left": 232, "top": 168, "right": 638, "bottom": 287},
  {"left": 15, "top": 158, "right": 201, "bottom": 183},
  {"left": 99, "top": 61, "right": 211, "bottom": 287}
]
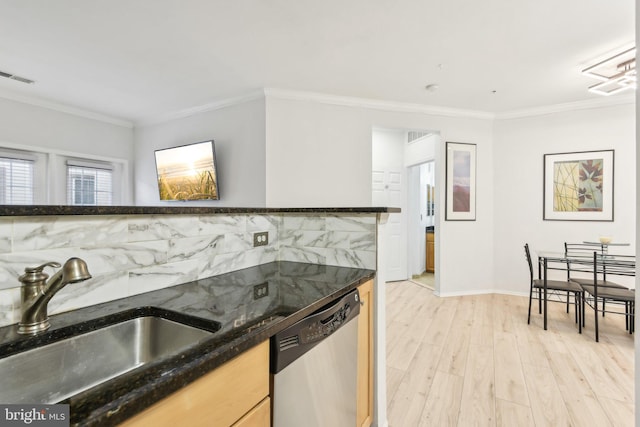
[{"left": 0, "top": 206, "right": 397, "bottom": 426}]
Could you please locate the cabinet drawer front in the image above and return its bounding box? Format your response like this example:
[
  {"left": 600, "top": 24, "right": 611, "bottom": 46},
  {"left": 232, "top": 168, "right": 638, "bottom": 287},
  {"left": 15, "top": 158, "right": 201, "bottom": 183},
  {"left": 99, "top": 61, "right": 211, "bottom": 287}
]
[
  {"left": 121, "top": 341, "right": 269, "bottom": 427},
  {"left": 231, "top": 397, "right": 270, "bottom": 427}
]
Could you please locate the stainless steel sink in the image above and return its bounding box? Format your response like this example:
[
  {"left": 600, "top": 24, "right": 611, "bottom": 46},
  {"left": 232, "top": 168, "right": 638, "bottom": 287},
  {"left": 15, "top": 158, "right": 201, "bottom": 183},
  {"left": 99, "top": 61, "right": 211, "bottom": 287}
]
[{"left": 0, "top": 316, "right": 215, "bottom": 403}]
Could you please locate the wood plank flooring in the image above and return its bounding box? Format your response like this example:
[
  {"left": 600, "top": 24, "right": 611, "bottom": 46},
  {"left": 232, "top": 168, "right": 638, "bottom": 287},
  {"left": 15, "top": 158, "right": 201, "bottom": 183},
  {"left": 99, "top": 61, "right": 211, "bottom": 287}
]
[{"left": 386, "top": 281, "right": 634, "bottom": 427}]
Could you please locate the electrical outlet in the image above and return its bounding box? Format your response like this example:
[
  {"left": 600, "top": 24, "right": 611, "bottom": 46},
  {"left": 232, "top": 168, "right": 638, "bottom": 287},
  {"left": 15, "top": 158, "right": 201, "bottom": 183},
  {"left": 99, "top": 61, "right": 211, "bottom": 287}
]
[
  {"left": 253, "top": 282, "right": 269, "bottom": 299},
  {"left": 253, "top": 231, "right": 269, "bottom": 247}
]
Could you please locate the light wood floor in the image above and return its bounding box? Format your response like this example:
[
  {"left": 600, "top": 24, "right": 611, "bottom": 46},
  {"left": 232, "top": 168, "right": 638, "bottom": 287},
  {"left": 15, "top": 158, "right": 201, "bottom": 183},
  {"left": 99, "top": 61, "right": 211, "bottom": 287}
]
[
  {"left": 411, "top": 273, "right": 435, "bottom": 289},
  {"left": 386, "top": 281, "right": 634, "bottom": 427}
]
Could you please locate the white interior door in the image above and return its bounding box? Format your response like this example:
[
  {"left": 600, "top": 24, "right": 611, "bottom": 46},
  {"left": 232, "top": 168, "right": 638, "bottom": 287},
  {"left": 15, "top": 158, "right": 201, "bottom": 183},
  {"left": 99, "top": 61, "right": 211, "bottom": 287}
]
[
  {"left": 372, "top": 129, "right": 408, "bottom": 282},
  {"left": 372, "top": 168, "right": 407, "bottom": 281},
  {"left": 386, "top": 171, "right": 405, "bottom": 281}
]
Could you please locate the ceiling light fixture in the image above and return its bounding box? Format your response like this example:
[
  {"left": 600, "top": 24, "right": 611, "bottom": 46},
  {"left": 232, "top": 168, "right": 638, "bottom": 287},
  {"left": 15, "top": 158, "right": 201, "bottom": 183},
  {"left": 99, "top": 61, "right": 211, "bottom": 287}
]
[{"left": 582, "top": 47, "right": 636, "bottom": 96}]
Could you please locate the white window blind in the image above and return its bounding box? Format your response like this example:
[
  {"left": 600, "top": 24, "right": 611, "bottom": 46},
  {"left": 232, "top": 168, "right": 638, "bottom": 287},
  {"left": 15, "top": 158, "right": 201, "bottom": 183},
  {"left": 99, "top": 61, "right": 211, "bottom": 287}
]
[
  {"left": 0, "top": 156, "right": 34, "bottom": 204},
  {"left": 66, "top": 160, "right": 113, "bottom": 206}
]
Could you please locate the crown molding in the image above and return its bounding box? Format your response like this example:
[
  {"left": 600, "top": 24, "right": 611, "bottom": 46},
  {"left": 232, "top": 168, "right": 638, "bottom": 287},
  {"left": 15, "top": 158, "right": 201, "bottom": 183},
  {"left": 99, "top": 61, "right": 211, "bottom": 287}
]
[
  {"left": 265, "top": 88, "right": 636, "bottom": 121},
  {"left": 138, "top": 90, "right": 266, "bottom": 127},
  {"left": 1, "top": 85, "right": 632, "bottom": 129},
  {"left": 495, "top": 94, "right": 635, "bottom": 120},
  {"left": 0, "top": 89, "right": 133, "bottom": 128},
  {"left": 151, "top": 88, "right": 635, "bottom": 123},
  {"left": 264, "top": 88, "right": 495, "bottom": 120}
]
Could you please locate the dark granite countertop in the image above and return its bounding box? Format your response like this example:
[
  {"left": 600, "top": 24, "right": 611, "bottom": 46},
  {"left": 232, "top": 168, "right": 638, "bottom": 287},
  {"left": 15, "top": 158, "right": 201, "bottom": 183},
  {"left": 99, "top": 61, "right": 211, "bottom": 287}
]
[
  {"left": 0, "top": 261, "right": 375, "bottom": 426},
  {"left": 0, "top": 205, "right": 400, "bottom": 217}
]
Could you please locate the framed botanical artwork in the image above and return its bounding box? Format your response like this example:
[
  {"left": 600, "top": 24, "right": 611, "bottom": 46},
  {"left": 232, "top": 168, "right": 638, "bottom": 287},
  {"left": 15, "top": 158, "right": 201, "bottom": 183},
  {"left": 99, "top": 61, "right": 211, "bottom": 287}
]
[
  {"left": 445, "top": 142, "right": 476, "bottom": 221},
  {"left": 543, "top": 149, "right": 614, "bottom": 221}
]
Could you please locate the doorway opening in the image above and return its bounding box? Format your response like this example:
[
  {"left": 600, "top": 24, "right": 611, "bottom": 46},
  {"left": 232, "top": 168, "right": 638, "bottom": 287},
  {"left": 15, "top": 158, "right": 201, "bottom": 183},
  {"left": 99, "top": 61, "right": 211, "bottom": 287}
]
[
  {"left": 372, "top": 128, "right": 440, "bottom": 290},
  {"left": 408, "top": 161, "right": 435, "bottom": 290}
]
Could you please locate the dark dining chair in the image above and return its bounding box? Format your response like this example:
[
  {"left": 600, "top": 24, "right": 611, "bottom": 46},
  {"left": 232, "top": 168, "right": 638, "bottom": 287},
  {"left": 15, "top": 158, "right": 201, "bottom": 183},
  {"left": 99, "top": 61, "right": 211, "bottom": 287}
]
[
  {"left": 565, "top": 242, "right": 628, "bottom": 325},
  {"left": 580, "top": 251, "right": 635, "bottom": 342},
  {"left": 564, "top": 243, "right": 628, "bottom": 289},
  {"left": 525, "top": 244, "right": 582, "bottom": 332}
]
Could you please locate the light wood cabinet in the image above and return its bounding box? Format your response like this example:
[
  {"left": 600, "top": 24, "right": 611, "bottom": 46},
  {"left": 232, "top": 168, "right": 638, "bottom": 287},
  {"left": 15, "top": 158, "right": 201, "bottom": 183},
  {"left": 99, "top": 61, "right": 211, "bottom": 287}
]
[
  {"left": 121, "top": 281, "right": 373, "bottom": 427},
  {"left": 120, "top": 340, "right": 270, "bottom": 427},
  {"left": 356, "top": 280, "right": 374, "bottom": 427},
  {"left": 231, "top": 397, "right": 270, "bottom": 427},
  {"left": 426, "top": 232, "right": 435, "bottom": 273}
]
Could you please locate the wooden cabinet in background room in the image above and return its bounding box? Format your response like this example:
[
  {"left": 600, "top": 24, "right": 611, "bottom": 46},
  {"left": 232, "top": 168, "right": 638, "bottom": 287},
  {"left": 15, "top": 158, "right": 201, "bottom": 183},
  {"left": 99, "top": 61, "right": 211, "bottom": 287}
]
[
  {"left": 426, "top": 232, "right": 435, "bottom": 273},
  {"left": 120, "top": 341, "right": 270, "bottom": 427},
  {"left": 357, "top": 280, "right": 374, "bottom": 427}
]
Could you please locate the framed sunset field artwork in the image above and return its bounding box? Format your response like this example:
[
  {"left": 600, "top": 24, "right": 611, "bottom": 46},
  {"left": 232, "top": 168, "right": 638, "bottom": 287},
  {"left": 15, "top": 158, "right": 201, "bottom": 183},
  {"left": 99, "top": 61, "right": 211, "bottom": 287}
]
[
  {"left": 155, "top": 140, "right": 220, "bottom": 201},
  {"left": 445, "top": 142, "right": 476, "bottom": 221},
  {"left": 543, "top": 150, "right": 614, "bottom": 221}
]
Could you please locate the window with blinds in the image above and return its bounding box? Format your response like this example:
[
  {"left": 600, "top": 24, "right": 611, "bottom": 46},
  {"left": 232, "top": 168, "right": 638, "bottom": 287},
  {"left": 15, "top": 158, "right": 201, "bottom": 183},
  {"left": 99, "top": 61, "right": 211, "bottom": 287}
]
[
  {"left": 66, "top": 161, "right": 113, "bottom": 206},
  {"left": 0, "top": 156, "right": 34, "bottom": 204}
]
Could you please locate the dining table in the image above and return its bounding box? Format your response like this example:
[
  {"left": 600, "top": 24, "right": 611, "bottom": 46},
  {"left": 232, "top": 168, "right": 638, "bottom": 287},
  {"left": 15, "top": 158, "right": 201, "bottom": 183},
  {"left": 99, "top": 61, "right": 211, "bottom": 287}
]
[{"left": 536, "top": 250, "right": 635, "bottom": 330}]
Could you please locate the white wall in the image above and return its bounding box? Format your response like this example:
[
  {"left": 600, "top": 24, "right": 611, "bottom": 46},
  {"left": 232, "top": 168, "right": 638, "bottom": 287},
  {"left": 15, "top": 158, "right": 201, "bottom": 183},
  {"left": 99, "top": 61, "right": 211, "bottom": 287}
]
[
  {"left": 134, "top": 98, "right": 266, "bottom": 206},
  {"left": 405, "top": 133, "right": 437, "bottom": 167},
  {"left": 0, "top": 97, "right": 133, "bottom": 159},
  {"left": 493, "top": 103, "right": 636, "bottom": 294},
  {"left": 265, "top": 95, "right": 496, "bottom": 294},
  {"left": 265, "top": 99, "right": 374, "bottom": 207},
  {"left": 0, "top": 97, "right": 134, "bottom": 203}
]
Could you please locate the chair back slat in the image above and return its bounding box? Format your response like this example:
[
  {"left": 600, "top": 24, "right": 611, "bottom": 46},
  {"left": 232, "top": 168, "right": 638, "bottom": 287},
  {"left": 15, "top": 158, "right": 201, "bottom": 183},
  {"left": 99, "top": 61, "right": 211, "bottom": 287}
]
[
  {"left": 524, "top": 243, "right": 534, "bottom": 283},
  {"left": 565, "top": 242, "right": 608, "bottom": 280},
  {"left": 592, "top": 254, "right": 635, "bottom": 277},
  {"left": 564, "top": 242, "right": 606, "bottom": 255}
]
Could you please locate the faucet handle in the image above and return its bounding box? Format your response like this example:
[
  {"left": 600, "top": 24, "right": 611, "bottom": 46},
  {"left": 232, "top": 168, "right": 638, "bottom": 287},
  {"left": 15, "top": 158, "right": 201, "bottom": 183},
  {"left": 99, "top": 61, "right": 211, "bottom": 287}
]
[
  {"left": 24, "top": 262, "right": 61, "bottom": 274},
  {"left": 20, "top": 262, "right": 62, "bottom": 285}
]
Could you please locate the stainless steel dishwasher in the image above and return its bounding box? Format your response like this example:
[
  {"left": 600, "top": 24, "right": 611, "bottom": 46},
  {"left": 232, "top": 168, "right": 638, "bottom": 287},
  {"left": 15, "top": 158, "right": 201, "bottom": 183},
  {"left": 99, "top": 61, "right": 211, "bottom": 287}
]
[{"left": 271, "top": 289, "right": 360, "bottom": 427}]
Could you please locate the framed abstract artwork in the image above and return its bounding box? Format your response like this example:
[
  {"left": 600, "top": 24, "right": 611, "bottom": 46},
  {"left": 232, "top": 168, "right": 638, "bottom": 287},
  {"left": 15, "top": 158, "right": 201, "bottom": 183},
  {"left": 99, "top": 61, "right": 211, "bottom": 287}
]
[
  {"left": 445, "top": 142, "right": 476, "bottom": 221},
  {"left": 543, "top": 149, "right": 614, "bottom": 221}
]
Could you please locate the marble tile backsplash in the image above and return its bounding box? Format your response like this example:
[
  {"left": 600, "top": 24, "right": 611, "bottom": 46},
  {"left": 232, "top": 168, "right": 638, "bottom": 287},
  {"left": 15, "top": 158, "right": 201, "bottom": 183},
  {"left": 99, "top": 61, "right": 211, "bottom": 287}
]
[
  {"left": 279, "top": 214, "right": 377, "bottom": 269},
  {"left": 0, "top": 213, "right": 377, "bottom": 327}
]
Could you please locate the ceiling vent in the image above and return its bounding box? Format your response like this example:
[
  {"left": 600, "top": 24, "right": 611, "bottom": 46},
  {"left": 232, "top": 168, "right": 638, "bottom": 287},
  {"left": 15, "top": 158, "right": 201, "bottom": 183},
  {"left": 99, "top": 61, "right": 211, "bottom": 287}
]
[
  {"left": 407, "top": 131, "right": 432, "bottom": 144},
  {"left": 0, "top": 70, "right": 35, "bottom": 84}
]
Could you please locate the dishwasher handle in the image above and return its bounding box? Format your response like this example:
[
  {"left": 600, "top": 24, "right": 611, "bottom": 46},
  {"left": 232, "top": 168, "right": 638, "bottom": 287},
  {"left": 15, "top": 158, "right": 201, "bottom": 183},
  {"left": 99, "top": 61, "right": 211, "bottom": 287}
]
[{"left": 270, "top": 289, "right": 360, "bottom": 373}]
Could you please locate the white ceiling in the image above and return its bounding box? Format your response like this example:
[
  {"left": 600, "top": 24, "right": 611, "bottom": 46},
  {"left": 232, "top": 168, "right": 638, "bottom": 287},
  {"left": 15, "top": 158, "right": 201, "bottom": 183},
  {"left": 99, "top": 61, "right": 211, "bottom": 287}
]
[{"left": 0, "top": 0, "right": 635, "bottom": 124}]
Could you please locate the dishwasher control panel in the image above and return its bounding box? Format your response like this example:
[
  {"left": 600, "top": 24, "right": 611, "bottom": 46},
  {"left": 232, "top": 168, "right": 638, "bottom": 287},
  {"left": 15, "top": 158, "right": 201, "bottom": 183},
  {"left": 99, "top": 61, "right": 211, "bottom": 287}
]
[
  {"left": 301, "top": 303, "right": 351, "bottom": 344},
  {"left": 270, "top": 289, "right": 360, "bottom": 374}
]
